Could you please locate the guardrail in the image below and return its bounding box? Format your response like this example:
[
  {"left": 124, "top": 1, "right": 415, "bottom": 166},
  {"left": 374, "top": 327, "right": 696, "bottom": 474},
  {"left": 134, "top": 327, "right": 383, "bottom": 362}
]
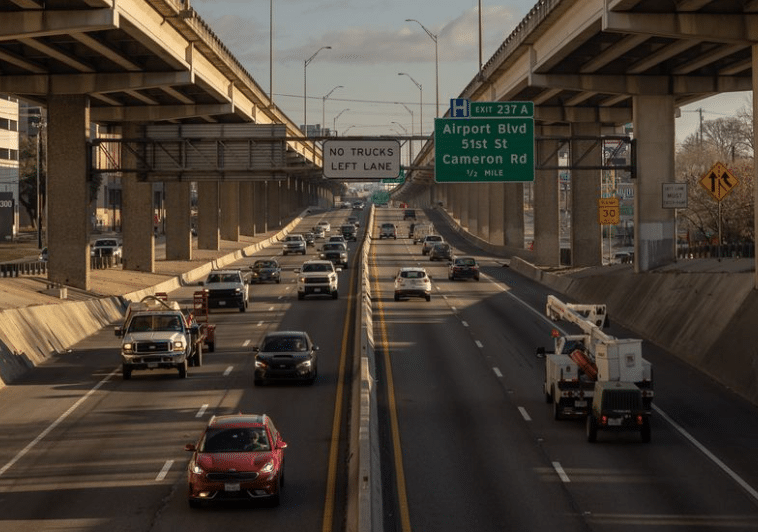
[
  {"left": 0, "top": 256, "right": 123, "bottom": 278},
  {"left": 677, "top": 243, "right": 755, "bottom": 259}
]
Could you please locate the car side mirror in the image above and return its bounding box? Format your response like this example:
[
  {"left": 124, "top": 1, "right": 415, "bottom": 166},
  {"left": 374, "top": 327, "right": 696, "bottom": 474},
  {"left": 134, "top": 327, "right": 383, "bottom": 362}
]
[
  {"left": 252, "top": 346, "right": 260, "bottom": 352},
  {"left": 294, "top": 268, "right": 301, "bottom": 274},
  {"left": 313, "top": 345, "right": 319, "bottom": 351},
  {"left": 277, "top": 440, "right": 288, "bottom": 450},
  {"left": 185, "top": 443, "right": 196, "bottom": 452},
  {"left": 114, "top": 327, "right": 123, "bottom": 337},
  {"left": 198, "top": 281, "right": 204, "bottom": 286}
]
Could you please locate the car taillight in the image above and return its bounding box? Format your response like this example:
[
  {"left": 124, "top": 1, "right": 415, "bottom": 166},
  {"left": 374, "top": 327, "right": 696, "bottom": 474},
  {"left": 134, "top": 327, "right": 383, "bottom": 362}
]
[
  {"left": 600, "top": 415, "right": 608, "bottom": 426},
  {"left": 636, "top": 415, "right": 644, "bottom": 425}
]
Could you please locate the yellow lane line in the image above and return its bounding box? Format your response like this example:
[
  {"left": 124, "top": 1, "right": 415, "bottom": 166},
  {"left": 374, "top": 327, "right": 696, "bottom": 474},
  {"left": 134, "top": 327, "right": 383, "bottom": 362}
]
[
  {"left": 370, "top": 239, "right": 413, "bottom": 532},
  {"left": 322, "top": 251, "right": 357, "bottom": 532}
]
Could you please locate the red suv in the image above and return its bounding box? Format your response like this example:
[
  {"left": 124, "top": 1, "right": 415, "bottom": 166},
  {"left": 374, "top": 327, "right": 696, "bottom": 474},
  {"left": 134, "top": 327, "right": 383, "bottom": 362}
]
[{"left": 185, "top": 414, "right": 287, "bottom": 507}]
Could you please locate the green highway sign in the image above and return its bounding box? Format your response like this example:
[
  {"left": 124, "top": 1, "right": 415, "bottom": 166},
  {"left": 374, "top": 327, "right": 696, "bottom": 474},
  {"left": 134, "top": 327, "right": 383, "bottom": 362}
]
[
  {"left": 371, "top": 190, "right": 390, "bottom": 204},
  {"left": 383, "top": 169, "right": 405, "bottom": 184},
  {"left": 434, "top": 115, "right": 534, "bottom": 183}
]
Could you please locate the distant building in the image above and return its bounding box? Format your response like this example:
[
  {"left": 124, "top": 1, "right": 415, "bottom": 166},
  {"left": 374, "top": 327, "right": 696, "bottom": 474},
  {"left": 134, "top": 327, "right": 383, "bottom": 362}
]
[{"left": 0, "top": 95, "right": 19, "bottom": 239}]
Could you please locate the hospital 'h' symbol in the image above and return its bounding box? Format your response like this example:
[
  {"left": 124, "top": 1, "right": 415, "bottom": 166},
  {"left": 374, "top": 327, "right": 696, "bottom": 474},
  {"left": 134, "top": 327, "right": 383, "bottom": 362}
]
[{"left": 450, "top": 98, "right": 469, "bottom": 118}]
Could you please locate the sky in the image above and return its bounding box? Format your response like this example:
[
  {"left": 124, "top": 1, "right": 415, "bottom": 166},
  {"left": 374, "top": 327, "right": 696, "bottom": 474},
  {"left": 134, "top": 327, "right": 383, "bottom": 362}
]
[{"left": 188, "top": 0, "right": 752, "bottom": 150}]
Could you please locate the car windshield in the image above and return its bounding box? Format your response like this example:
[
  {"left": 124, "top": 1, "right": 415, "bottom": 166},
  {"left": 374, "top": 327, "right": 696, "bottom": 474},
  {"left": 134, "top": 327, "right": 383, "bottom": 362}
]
[
  {"left": 262, "top": 336, "right": 307, "bottom": 352},
  {"left": 302, "top": 263, "right": 331, "bottom": 272},
  {"left": 95, "top": 240, "right": 117, "bottom": 247},
  {"left": 128, "top": 314, "right": 183, "bottom": 333},
  {"left": 286, "top": 236, "right": 301, "bottom": 241},
  {"left": 400, "top": 270, "right": 426, "bottom": 279},
  {"left": 324, "top": 244, "right": 345, "bottom": 250},
  {"left": 200, "top": 427, "right": 270, "bottom": 453},
  {"left": 255, "top": 261, "right": 276, "bottom": 268},
  {"left": 427, "top": 236, "right": 442, "bottom": 242},
  {"left": 456, "top": 258, "right": 476, "bottom": 266}
]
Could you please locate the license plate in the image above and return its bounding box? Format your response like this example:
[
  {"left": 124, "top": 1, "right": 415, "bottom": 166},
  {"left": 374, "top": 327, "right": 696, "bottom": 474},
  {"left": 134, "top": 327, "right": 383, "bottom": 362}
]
[
  {"left": 575, "top": 400, "right": 587, "bottom": 408},
  {"left": 219, "top": 301, "right": 226, "bottom": 306},
  {"left": 147, "top": 362, "right": 158, "bottom": 369},
  {"left": 608, "top": 418, "right": 623, "bottom": 426},
  {"left": 224, "top": 483, "right": 240, "bottom": 492},
  {"left": 314, "top": 288, "right": 321, "bottom": 293}
]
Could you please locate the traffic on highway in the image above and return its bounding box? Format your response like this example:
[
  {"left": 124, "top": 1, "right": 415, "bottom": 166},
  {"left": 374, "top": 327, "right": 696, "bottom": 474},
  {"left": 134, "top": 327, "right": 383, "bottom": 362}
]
[{"left": 0, "top": 204, "right": 757, "bottom": 532}]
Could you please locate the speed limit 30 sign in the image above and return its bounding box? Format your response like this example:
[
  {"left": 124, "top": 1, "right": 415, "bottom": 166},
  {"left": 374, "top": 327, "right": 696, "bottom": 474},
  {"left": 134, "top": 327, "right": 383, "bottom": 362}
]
[{"left": 598, "top": 198, "right": 619, "bottom": 225}]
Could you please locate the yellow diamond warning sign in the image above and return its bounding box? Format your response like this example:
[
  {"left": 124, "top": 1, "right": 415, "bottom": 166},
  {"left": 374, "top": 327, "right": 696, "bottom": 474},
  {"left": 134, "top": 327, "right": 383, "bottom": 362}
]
[{"left": 699, "top": 162, "right": 738, "bottom": 202}]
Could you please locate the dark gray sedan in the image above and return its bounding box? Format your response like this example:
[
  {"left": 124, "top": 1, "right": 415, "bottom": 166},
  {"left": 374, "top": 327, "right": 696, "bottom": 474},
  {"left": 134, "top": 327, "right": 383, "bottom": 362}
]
[
  {"left": 253, "top": 331, "right": 318, "bottom": 385},
  {"left": 250, "top": 259, "right": 281, "bottom": 284}
]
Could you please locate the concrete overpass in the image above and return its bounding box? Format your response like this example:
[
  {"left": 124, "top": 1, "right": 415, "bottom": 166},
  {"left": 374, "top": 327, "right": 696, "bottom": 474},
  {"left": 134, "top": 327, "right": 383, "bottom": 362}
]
[
  {"left": 0, "top": 0, "right": 336, "bottom": 289},
  {"left": 395, "top": 0, "right": 758, "bottom": 288}
]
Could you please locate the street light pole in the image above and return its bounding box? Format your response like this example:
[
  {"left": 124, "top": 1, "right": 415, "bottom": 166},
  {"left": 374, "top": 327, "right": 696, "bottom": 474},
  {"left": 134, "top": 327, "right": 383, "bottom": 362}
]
[
  {"left": 406, "top": 19, "right": 438, "bottom": 118},
  {"left": 398, "top": 103, "right": 414, "bottom": 162},
  {"left": 391, "top": 121, "right": 411, "bottom": 167},
  {"left": 333, "top": 108, "right": 349, "bottom": 136},
  {"left": 398, "top": 73, "right": 422, "bottom": 163},
  {"left": 322, "top": 85, "right": 344, "bottom": 136},
  {"left": 304, "top": 45, "right": 332, "bottom": 135}
]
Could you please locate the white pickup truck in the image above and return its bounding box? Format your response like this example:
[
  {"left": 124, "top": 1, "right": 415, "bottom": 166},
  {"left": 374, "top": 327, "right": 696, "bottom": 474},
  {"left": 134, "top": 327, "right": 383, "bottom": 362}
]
[{"left": 115, "top": 296, "right": 205, "bottom": 379}]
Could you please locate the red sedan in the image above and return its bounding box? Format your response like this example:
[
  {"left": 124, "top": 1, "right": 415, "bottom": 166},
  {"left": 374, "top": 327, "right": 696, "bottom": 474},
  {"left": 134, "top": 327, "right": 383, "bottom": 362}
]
[{"left": 185, "top": 413, "right": 287, "bottom": 507}]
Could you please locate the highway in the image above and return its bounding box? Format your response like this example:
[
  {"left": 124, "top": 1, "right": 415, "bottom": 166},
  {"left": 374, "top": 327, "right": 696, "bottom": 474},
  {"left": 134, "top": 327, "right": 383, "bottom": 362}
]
[{"left": 1, "top": 205, "right": 758, "bottom": 531}]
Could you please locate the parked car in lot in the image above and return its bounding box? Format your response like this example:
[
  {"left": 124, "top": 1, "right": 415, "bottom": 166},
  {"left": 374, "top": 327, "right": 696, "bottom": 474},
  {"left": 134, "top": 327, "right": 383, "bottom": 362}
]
[
  {"left": 394, "top": 266, "right": 432, "bottom": 301},
  {"left": 185, "top": 413, "right": 287, "bottom": 508},
  {"left": 448, "top": 256, "right": 480, "bottom": 281},
  {"left": 250, "top": 259, "right": 281, "bottom": 284},
  {"left": 282, "top": 234, "right": 306, "bottom": 255},
  {"left": 91, "top": 238, "right": 122, "bottom": 261},
  {"left": 379, "top": 223, "right": 397, "bottom": 239},
  {"left": 253, "top": 331, "right": 318, "bottom": 385},
  {"left": 429, "top": 242, "right": 453, "bottom": 261},
  {"left": 421, "top": 235, "right": 444, "bottom": 255}
]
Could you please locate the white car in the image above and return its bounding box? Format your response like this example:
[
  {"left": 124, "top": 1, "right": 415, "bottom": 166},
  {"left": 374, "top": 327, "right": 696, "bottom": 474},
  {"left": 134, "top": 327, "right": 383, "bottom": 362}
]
[
  {"left": 316, "top": 221, "right": 331, "bottom": 233},
  {"left": 394, "top": 267, "right": 432, "bottom": 302},
  {"left": 91, "top": 238, "right": 122, "bottom": 261},
  {"left": 283, "top": 234, "right": 307, "bottom": 255}
]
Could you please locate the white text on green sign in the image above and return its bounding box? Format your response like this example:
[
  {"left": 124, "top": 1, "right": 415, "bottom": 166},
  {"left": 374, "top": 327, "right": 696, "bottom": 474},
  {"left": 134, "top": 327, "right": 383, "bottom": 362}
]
[
  {"left": 470, "top": 101, "right": 533, "bottom": 118},
  {"left": 434, "top": 117, "right": 534, "bottom": 183}
]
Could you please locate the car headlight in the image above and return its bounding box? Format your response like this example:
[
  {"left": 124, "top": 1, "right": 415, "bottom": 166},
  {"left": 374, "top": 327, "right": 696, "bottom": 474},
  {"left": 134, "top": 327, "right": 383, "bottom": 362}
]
[
  {"left": 172, "top": 341, "right": 186, "bottom": 351},
  {"left": 255, "top": 359, "right": 268, "bottom": 369},
  {"left": 319, "top": 253, "right": 326, "bottom": 259},
  {"left": 190, "top": 461, "right": 204, "bottom": 475},
  {"left": 122, "top": 343, "right": 134, "bottom": 353},
  {"left": 298, "top": 276, "right": 306, "bottom": 284},
  {"left": 297, "top": 359, "right": 313, "bottom": 370},
  {"left": 260, "top": 460, "right": 275, "bottom": 474}
]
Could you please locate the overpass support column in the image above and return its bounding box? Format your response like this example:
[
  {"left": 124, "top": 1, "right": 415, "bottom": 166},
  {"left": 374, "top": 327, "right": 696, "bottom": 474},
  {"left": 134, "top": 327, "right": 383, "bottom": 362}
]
[
  {"left": 459, "top": 184, "right": 469, "bottom": 229},
  {"left": 533, "top": 125, "right": 564, "bottom": 266},
  {"left": 220, "top": 182, "right": 240, "bottom": 241},
  {"left": 165, "top": 182, "right": 192, "bottom": 260},
  {"left": 477, "top": 184, "right": 490, "bottom": 240},
  {"left": 467, "top": 184, "right": 479, "bottom": 235},
  {"left": 754, "top": 45, "right": 758, "bottom": 289},
  {"left": 240, "top": 182, "right": 255, "bottom": 236},
  {"left": 633, "top": 96, "right": 676, "bottom": 271},
  {"left": 197, "top": 182, "right": 220, "bottom": 250},
  {"left": 571, "top": 122, "right": 602, "bottom": 266},
  {"left": 46, "top": 95, "right": 91, "bottom": 288},
  {"left": 267, "top": 180, "right": 281, "bottom": 228},
  {"left": 489, "top": 183, "right": 505, "bottom": 245},
  {"left": 121, "top": 123, "right": 155, "bottom": 272},
  {"left": 254, "top": 181, "right": 267, "bottom": 234},
  {"left": 505, "top": 183, "right": 524, "bottom": 248}
]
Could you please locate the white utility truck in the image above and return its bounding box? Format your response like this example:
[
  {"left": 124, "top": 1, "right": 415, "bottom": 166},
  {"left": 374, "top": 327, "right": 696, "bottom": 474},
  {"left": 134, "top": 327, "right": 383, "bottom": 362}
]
[{"left": 540, "top": 295, "right": 654, "bottom": 442}]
